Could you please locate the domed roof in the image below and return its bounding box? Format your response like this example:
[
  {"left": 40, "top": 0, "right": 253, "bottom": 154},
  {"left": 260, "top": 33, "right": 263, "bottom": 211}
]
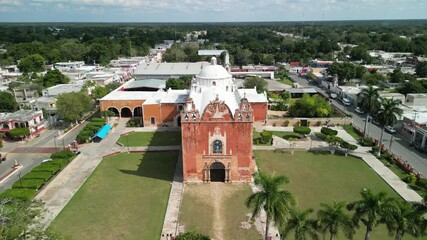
[{"left": 196, "top": 57, "right": 231, "bottom": 80}]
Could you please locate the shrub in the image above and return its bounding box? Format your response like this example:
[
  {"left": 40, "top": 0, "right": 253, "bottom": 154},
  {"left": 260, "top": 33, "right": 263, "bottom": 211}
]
[
  {"left": 293, "top": 126, "right": 311, "bottom": 135},
  {"left": 315, "top": 132, "right": 326, "bottom": 140},
  {"left": 403, "top": 173, "right": 417, "bottom": 185},
  {"left": 316, "top": 121, "right": 322, "bottom": 126},
  {"left": 7, "top": 128, "right": 30, "bottom": 139},
  {"left": 91, "top": 118, "right": 106, "bottom": 123},
  {"left": 340, "top": 141, "right": 358, "bottom": 152},
  {"left": 360, "top": 137, "right": 375, "bottom": 147},
  {"left": 282, "top": 120, "right": 290, "bottom": 127},
  {"left": 260, "top": 131, "right": 273, "bottom": 144},
  {"left": 12, "top": 179, "right": 45, "bottom": 189},
  {"left": 416, "top": 178, "right": 427, "bottom": 189},
  {"left": 52, "top": 158, "right": 69, "bottom": 168},
  {"left": 126, "top": 119, "right": 142, "bottom": 127},
  {"left": 22, "top": 171, "right": 53, "bottom": 181},
  {"left": 372, "top": 146, "right": 380, "bottom": 154},
  {"left": 0, "top": 188, "right": 36, "bottom": 201},
  {"left": 321, "top": 127, "right": 338, "bottom": 136},
  {"left": 272, "top": 122, "right": 277, "bottom": 127},
  {"left": 76, "top": 132, "right": 91, "bottom": 143},
  {"left": 282, "top": 133, "right": 302, "bottom": 140},
  {"left": 32, "top": 163, "right": 61, "bottom": 174},
  {"left": 50, "top": 150, "right": 74, "bottom": 160}
]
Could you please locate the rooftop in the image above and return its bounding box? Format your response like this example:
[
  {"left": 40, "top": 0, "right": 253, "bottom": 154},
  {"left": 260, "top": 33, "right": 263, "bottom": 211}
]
[
  {"left": 285, "top": 88, "right": 317, "bottom": 94},
  {"left": 44, "top": 84, "right": 83, "bottom": 96},
  {"left": 124, "top": 79, "right": 166, "bottom": 90},
  {"left": 134, "top": 62, "right": 210, "bottom": 76},
  {"left": 0, "top": 109, "right": 42, "bottom": 122}
]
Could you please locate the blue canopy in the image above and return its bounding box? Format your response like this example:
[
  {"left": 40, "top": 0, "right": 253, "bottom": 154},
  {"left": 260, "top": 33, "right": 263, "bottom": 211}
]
[{"left": 93, "top": 124, "right": 112, "bottom": 139}]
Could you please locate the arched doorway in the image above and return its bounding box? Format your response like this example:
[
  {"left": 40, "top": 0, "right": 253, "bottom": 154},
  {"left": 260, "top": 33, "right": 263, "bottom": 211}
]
[
  {"left": 176, "top": 116, "right": 181, "bottom": 126},
  {"left": 121, "top": 107, "right": 132, "bottom": 118},
  {"left": 134, "top": 107, "right": 143, "bottom": 117},
  {"left": 210, "top": 162, "right": 225, "bottom": 182},
  {"left": 108, "top": 107, "right": 119, "bottom": 117}
]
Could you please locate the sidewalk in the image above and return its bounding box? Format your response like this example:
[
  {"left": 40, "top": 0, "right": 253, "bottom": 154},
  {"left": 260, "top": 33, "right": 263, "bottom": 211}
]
[{"left": 35, "top": 118, "right": 127, "bottom": 228}]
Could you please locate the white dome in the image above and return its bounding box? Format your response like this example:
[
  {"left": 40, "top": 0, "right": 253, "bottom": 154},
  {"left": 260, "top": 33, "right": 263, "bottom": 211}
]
[{"left": 196, "top": 57, "right": 231, "bottom": 80}]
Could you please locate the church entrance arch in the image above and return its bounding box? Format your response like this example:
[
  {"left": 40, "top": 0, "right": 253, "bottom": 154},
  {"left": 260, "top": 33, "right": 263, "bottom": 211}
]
[
  {"left": 133, "top": 107, "right": 143, "bottom": 117},
  {"left": 121, "top": 107, "right": 132, "bottom": 118},
  {"left": 210, "top": 162, "right": 225, "bottom": 182}
]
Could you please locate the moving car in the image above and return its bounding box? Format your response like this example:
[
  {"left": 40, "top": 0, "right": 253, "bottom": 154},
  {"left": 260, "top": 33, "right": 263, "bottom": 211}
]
[
  {"left": 385, "top": 126, "right": 397, "bottom": 134},
  {"left": 355, "top": 107, "right": 364, "bottom": 114}
]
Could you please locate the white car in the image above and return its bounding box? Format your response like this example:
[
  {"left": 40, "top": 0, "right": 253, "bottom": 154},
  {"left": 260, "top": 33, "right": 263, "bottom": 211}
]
[
  {"left": 341, "top": 98, "right": 351, "bottom": 106},
  {"left": 385, "top": 126, "right": 397, "bottom": 134},
  {"left": 329, "top": 93, "right": 337, "bottom": 99},
  {"left": 355, "top": 107, "right": 364, "bottom": 114}
]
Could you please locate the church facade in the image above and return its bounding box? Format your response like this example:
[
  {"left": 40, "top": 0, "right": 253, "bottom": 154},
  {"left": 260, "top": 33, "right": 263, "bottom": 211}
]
[{"left": 100, "top": 57, "right": 268, "bottom": 182}]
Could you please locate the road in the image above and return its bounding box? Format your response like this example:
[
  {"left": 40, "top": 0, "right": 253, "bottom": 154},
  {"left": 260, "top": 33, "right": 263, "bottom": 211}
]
[
  {"left": 289, "top": 74, "right": 427, "bottom": 177},
  {"left": 0, "top": 122, "right": 88, "bottom": 192}
]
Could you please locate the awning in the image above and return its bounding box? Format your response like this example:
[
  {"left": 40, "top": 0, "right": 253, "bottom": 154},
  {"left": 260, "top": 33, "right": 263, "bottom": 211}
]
[{"left": 93, "top": 124, "right": 112, "bottom": 139}]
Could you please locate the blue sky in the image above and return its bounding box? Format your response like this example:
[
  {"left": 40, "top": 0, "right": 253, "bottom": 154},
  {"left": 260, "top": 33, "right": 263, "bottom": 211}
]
[{"left": 0, "top": 0, "right": 426, "bottom": 22}]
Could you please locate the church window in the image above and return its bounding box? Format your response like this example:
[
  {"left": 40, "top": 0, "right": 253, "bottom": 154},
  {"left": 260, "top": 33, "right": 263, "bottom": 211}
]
[
  {"left": 246, "top": 114, "right": 250, "bottom": 121},
  {"left": 184, "top": 114, "right": 189, "bottom": 122},
  {"left": 177, "top": 105, "right": 183, "bottom": 111},
  {"left": 238, "top": 113, "right": 242, "bottom": 122},
  {"left": 192, "top": 113, "right": 197, "bottom": 121},
  {"left": 150, "top": 117, "right": 156, "bottom": 125},
  {"left": 212, "top": 81, "right": 216, "bottom": 86},
  {"left": 213, "top": 140, "right": 223, "bottom": 154}
]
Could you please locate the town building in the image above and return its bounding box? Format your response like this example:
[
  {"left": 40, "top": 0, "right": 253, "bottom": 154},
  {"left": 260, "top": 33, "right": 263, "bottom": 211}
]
[
  {"left": 100, "top": 57, "right": 268, "bottom": 182},
  {"left": 133, "top": 62, "right": 210, "bottom": 80},
  {"left": 0, "top": 109, "right": 45, "bottom": 137}
]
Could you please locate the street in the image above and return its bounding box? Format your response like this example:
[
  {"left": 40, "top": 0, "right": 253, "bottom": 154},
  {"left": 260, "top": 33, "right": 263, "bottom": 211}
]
[
  {"left": 289, "top": 74, "right": 427, "bottom": 177},
  {"left": 0, "top": 122, "right": 88, "bottom": 192}
]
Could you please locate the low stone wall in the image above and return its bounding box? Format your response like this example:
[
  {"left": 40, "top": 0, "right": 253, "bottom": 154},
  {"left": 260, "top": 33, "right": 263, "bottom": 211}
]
[{"left": 262, "top": 117, "right": 352, "bottom": 127}]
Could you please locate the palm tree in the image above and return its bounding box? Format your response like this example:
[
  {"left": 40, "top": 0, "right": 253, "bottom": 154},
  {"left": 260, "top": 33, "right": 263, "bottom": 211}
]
[
  {"left": 358, "top": 86, "right": 380, "bottom": 137},
  {"left": 376, "top": 98, "right": 403, "bottom": 156},
  {"left": 381, "top": 199, "right": 423, "bottom": 240},
  {"left": 246, "top": 172, "right": 296, "bottom": 240},
  {"left": 347, "top": 188, "right": 393, "bottom": 240},
  {"left": 281, "top": 208, "right": 319, "bottom": 240},
  {"left": 317, "top": 201, "right": 354, "bottom": 240}
]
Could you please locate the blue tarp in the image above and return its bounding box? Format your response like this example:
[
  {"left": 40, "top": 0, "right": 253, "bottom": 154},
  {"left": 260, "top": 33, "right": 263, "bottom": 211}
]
[{"left": 93, "top": 124, "right": 112, "bottom": 139}]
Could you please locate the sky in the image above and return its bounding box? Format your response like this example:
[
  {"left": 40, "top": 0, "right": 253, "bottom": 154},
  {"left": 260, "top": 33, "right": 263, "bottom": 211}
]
[{"left": 0, "top": 0, "right": 426, "bottom": 22}]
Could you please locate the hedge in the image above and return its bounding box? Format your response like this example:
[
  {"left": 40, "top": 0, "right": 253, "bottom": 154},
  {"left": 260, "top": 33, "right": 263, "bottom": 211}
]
[
  {"left": 50, "top": 150, "right": 74, "bottom": 160},
  {"left": 416, "top": 178, "right": 427, "bottom": 190},
  {"left": 0, "top": 188, "right": 36, "bottom": 201},
  {"left": 260, "top": 131, "right": 273, "bottom": 144},
  {"left": 12, "top": 179, "right": 45, "bottom": 189},
  {"left": 52, "top": 158, "right": 69, "bottom": 168},
  {"left": 282, "top": 133, "right": 302, "bottom": 140},
  {"left": 293, "top": 126, "right": 311, "bottom": 135},
  {"left": 91, "top": 118, "right": 106, "bottom": 123},
  {"left": 360, "top": 137, "right": 376, "bottom": 147},
  {"left": 32, "top": 163, "right": 61, "bottom": 174},
  {"left": 321, "top": 127, "right": 338, "bottom": 136},
  {"left": 315, "top": 132, "right": 326, "bottom": 140},
  {"left": 22, "top": 171, "right": 53, "bottom": 181}
]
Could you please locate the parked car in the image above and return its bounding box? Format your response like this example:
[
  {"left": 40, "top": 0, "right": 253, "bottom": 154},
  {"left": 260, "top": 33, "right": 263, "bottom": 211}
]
[
  {"left": 341, "top": 98, "right": 351, "bottom": 106},
  {"left": 329, "top": 93, "right": 337, "bottom": 99},
  {"left": 385, "top": 126, "right": 397, "bottom": 134},
  {"left": 355, "top": 107, "right": 364, "bottom": 114}
]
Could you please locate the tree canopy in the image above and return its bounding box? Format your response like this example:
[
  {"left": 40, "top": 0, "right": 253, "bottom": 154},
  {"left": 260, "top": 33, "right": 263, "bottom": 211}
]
[
  {"left": 288, "top": 94, "right": 332, "bottom": 118},
  {"left": 37, "top": 69, "right": 70, "bottom": 88},
  {"left": 243, "top": 76, "right": 267, "bottom": 93},
  {"left": 17, "top": 54, "right": 45, "bottom": 73},
  {"left": 0, "top": 91, "right": 19, "bottom": 113},
  {"left": 56, "top": 92, "right": 92, "bottom": 123},
  {"left": 166, "top": 76, "right": 192, "bottom": 90}
]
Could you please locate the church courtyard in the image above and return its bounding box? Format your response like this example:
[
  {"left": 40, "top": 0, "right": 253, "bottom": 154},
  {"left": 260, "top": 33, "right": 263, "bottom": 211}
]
[
  {"left": 117, "top": 131, "right": 181, "bottom": 146},
  {"left": 179, "top": 183, "right": 262, "bottom": 240},
  {"left": 49, "top": 151, "right": 178, "bottom": 240}
]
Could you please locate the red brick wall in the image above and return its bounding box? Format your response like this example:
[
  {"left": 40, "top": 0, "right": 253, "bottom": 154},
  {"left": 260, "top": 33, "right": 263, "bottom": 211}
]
[
  {"left": 181, "top": 121, "right": 254, "bottom": 182},
  {"left": 160, "top": 103, "right": 180, "bottom": 123},
  {"left": 143, "top": 104, "right": 161, "bottom": 126},
  {"left": 100, "top": 100, "right": 144, "bottom": 115},
  {"left": 251, "top": 102, "right": 267, "bottom": 122}
]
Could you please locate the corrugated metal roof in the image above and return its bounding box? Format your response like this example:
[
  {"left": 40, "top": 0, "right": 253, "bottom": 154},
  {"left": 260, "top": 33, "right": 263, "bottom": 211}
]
[{"left": 124, "top": 79, "right": 166, "bottom": 90}]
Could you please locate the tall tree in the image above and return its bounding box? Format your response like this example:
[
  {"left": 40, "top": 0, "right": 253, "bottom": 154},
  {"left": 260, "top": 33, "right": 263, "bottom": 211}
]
[
  {"left": 17, "top": 54, "right": 45, "bottom": 73},
  {"left": 317, "top": 201, "right": 354, "bottom": 240},
  {"left": 381, "top": 200, "right": 423, "bottom": 240},
  {"left": 38, "top": 69, "right": 70, "bottom": 88},
  {"left": 281, "top": 208, "right": 319, "bottom": 240},
  {"left": 375, "top": 98, "right": 402, "bottom": 156},
  {"left": 56, "top": 92, "right": 91, "bottom": 124},
  {"left": 246, "top": 172, "right": 296, "bottom": 240},
  {"left": 358, "top": 86, "right": 380, "bottom": 137},
  {"left": 347, "top": 188, "right": 394, "bottom": 240},
  {"left": 415, "top": 62, "right": 427, "bottom": 77},
  {"left": 0, "top": 92, "right": 19, "bottom": 112},
  {"left": 244, "top": 76, "right": 267, "bottom": 93}
]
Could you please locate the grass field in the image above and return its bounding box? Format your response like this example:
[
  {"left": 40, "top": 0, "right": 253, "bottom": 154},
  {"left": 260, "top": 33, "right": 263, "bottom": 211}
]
[
  {"left": 278, "top": 78, "right": 294, "bottom": 85},
  {"left": 179, "top": 184, "right": 262, "bottom": 240},
  {"left": 254, "top": 150, "right": 419, "bottom": 240},
  {"left": 342, "top": 124, "right": 362, "bottom": 142},
  {"left": 117, "top": 131, "right": 181, "bottom": 146},
  {"left": 50, "top": 152, "right": 178, "bottom": 240}
]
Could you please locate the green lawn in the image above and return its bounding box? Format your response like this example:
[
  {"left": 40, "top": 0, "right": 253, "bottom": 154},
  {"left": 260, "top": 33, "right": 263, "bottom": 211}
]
[
  {"left": 278, "top": 78, "right": 294, "bottom": 85},
  {"left": 180, "top": 184, "right": 262, "bottom": 240},
  {"left": 254, "top": 150, "right": 419, "bottom": 240},
  {"left": 271, "top": 131, "right": 302, "bottom": 139},
  {"left": 117, "top": 131, "right": 181, "bottom": 146},
  {"left": 342, "top": 124, "right": 362, "bottom": 142},
  {"left": 50, "top": 152, "right": 178, "bottom": 240}
]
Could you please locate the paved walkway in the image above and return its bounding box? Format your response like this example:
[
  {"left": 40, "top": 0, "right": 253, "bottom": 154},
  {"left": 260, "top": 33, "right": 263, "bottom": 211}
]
[
  {"left": 160, "top": 151, "right": 184, "bottom": 240},
  {"left": 35, "top": 119, "right": 127, "bottom": 228}
]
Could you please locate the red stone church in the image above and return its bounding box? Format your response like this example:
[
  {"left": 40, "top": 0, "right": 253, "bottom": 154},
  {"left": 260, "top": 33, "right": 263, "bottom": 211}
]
[{"left": 100, "top": 57, "right": 268, "bottom": 182}]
